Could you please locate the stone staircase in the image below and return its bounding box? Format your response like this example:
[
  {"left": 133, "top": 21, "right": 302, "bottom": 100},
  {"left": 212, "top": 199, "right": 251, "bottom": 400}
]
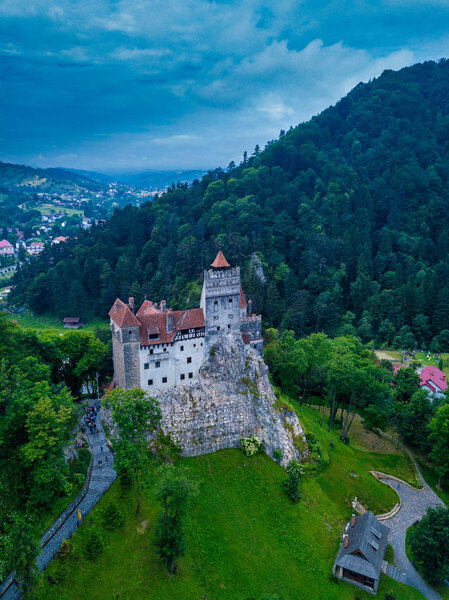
[{"left": 383, "top": 561, "right": 408, "bottom": 584}]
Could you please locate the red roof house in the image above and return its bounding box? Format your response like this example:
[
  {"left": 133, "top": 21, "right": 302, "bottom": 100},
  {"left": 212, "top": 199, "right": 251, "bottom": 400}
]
[{"left": 419, "top": 366, "right": 447, "bottom": 398}]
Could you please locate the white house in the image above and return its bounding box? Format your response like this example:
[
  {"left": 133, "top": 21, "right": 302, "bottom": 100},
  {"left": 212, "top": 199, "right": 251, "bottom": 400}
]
[
  {"left": 0, "top": 240, "right": 14, "bottom": 256},
  {"left": 419, "top": 366, "right": 447, "bottom": 399}
]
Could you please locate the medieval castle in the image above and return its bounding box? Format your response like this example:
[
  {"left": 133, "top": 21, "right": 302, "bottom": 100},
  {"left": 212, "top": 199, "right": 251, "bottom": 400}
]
[{"left": 109, "top": 251, "right": 263, "bottom": 391}]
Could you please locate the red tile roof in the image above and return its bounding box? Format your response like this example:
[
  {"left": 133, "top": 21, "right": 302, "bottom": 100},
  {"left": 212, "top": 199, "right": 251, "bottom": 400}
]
[
  {"left": 63, "top": 317, "right": 80, "bottom": 323},
  {"left": 109, "top": 298, "right": 141, "bottom": 328},
  {"left": 420, "top": 366, "right": 447, "bottom": 392},
  {"left": 211, "top": 250, "right": 230, "bottom": 268},
  {"left": 110, "top": 298, "right": 205, "bottom": 345},
  {"left": 0, "top": 239, "right": 13, "bottom": 248}
]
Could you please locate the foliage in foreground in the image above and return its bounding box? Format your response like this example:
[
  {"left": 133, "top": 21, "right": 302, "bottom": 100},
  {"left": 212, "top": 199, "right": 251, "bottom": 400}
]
[{"left": 409, "top": 506, "right": 449, "bottom": 585}]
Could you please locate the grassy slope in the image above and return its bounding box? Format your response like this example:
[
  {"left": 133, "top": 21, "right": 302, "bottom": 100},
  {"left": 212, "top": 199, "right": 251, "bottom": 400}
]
[
  {"left": 34, "top": 406, "right": 424, "bottom": 600},
  {"left": 4, "top": 310, "right": 109, "bottom": 333}
]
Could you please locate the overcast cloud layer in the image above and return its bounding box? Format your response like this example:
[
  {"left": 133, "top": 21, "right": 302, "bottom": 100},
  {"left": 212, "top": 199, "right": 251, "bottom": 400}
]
[{"left": 1, "top": 0, "right": 449, "bottom": 171}]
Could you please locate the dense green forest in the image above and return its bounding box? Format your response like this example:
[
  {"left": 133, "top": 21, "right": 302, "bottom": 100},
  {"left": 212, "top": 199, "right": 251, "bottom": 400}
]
[{"left": 10, "top": 60, "right": 449, "bottom": 349}]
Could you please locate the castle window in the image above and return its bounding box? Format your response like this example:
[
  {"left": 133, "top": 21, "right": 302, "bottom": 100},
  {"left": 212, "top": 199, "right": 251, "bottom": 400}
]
[
  {"left": 187, "top": 357, "right": 192, "bottom": 364},
  {"left": 213, "top": 300, "right": 218, "bottom": 313},
  {"left": 181, "top": 345, "right": 184, "bottom": 351},
  {"left": 148, "top": 379, "right": 153, "bottom": 386},
  {"left": 180, "top": 374, "right": 185, "bottom": 380},
  {"left": 188, "top": 372, "right": 193, "bottom": 379},
  {"left": 228, "top": 324, "right": 231, "bottom": 329},
  {"left": 217, "top": 326, "right": 220, "bottom": 331},
  {"left": 144, "top": 363, "right": 149, "bottom": 370},
  {"left": 128, "top": 330, "right": 132, "bottom": 335},
  {"left": 228, "top": 314, "right": 233, "bottom": 318},
  {"left": 155, "top": 361, "right": 160, "bottom": 368},
  {"left": 193, "top": 343, "right": 196, "bottom": 347},
  {"left": 162, "top": 377, "right": 167, "bottom": 383},
  {"left": 201, "top": 343, "right": 203, "bottom": 346},
  {"left": 228, "top": 298, "right": 233, "bottom": 306},
  {"left": 150, "top": 349, "right": 153, "bottom": 355},
  {"left": 164, "top": 348, "right": 167, "bottom": 352}
]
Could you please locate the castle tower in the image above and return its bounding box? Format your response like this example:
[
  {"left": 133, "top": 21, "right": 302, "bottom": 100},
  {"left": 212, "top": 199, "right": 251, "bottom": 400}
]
[
  {"left": 109, "top": 298, "right": 141, "bottom": 389},
  {"left": 201, "top": 251, "right": 242, "bottom": 345}
]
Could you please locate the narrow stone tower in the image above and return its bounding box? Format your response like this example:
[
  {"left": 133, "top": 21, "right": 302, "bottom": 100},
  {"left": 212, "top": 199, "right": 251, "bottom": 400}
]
[
  {"left": 109, "top": 298, "right": 141, "bottom": 389},
  {"left": 200, "top": 251, "right": 242, "bottom": 346}
]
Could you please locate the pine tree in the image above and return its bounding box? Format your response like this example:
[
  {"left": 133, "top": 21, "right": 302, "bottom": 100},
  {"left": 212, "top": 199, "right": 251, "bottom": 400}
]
[
  {"left": 284, "top": 469, "right": 301, "bottom": 503},
  {"left": 119, "top": 467, "right": 133, "bottom": 490},
  {"left": 102, "top": 501, "right": 124, "bottom": 530},
  {"left": 84, "top": 529, "right": 103, "bottom": 560}
]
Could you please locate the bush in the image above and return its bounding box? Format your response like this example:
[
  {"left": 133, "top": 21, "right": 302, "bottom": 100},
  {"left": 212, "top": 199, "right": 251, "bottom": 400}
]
[
  {"left": 153, "top": 433, "right": 182, "bottom": 463},
  {"left": 102, "top": 501, "right": 124, "bottom": 530},
  {"left": 305, "top": 433, "right": 329, "bottom": 471},
  {"left": 53, "top": 563, "right": 69, "bottom": 583},
  {"left": 272, "top": 448, "right": 283, "bottom": 462},
  {"left": 83, "top": 529, "right": 103, "bottom": 560},
  {"left": 119, "top": 467, "right": 133, "bottom": 490},
  {"left": 287, "top": 459, "right": 305, "bottom": 477},
  {"left": 55, "top": 539, "right": 72, "bottom": 563},
  {"left": 284, "top": 469, "right": 300, "bottom": 502},
  {"left": 240, "top": 435, "right": 264, "bottom": 457}
]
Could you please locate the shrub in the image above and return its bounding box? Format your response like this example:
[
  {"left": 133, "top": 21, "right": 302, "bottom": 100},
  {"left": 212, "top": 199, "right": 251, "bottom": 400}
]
[
  {"left": 119, "top": 467, "right": 133, "bottom": 490},
  {"left": 55, "top": 539, "right": 72, "bottom": 563},
  {"left": 287, "top": 459, "right": 305, "bottom": 477},
  {"left": 153, "top": 433, "right": 182, "bottom": 463},
  {"left": 272, "top": 448, "right": 283, "bottom": 462},
  {"left": 102, "top": 501, "right": 124, "bottom": 530},
  {"left": 53, "top": 563, "right": 69, "bottom": 583},
  {"left": 83, "top": 529, "right": 103, "bottom": 560},
  {"left": 240, "top": 435, "right": 264, "bottom": 457},
  {"left": 305, "top": 433, "right": 329, "bottom": 471},
  {"left": 284, "top": 469, "right": 300, "bottom": 503}
]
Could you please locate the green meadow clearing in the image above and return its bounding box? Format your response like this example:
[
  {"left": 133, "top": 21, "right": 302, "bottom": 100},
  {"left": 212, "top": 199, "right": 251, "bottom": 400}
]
[{"left": 34, "top": 405, "right": 425, "bottom": 600}]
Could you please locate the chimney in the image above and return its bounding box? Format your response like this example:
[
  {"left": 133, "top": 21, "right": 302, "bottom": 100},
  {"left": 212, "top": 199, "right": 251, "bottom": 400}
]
[
  {"left": 247, "top": 299, "right": 252, "bottom": 317},
  {"left": 166, "top": 309, "right": 174, "bottom": 333},
  {"left": 351, "top": 514, "right": 356, "bottom": 528},
  {"left": 128, "top": 297, "right": 134, "bottom": 313},
  {"left": 344, "top": 534, "right": 349, "bottom": 548},
  {"left": 161, "top": 300, "right": 166, "bottom": 313}
]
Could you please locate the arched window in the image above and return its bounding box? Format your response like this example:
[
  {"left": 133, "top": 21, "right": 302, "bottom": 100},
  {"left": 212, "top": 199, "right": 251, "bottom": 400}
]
[
  {"left": 228, "top": 298, "right": 233, "bottom": 307},
  {"left": 214, "top": 300, "right": 218, "bottom": 313}
]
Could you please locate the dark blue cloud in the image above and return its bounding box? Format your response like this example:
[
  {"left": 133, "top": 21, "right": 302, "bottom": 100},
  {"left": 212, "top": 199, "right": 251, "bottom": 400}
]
[{"left": 1, "top": 0, "right": 449, "bottom": 170}]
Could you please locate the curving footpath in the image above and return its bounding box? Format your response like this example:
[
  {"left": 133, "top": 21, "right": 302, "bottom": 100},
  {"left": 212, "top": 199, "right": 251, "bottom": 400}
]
[
  {"left": 0, "top": 411, "right": 116, "bottom": 600},
  {"left": 378, "top": 458, "right": 444, "bottom": 600}
]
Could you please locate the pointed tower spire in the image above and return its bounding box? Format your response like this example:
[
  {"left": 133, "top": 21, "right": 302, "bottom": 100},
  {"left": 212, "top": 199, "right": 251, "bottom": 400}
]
[{"left": 211, "top": 250, "right": 230, "bottom": 268}]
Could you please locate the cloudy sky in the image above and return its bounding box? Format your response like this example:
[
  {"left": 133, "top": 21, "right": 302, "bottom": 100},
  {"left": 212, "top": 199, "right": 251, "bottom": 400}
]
[{"left": 1, "top": 0, "right": 449, "bottom": 172}]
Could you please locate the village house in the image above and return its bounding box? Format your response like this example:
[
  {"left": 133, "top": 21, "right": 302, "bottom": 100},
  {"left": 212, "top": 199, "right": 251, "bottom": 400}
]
[
  {"left": 333, "top": 511, "right": 389, "bottom": 594},
  {"left": 109, "top": 251, "right": 263, "bottom": 391},
  {"left": 27, "top": 241, "right": 45, "bottom": 255},
  {"left": 0, "top": 239, "right": 14, "bottom": 256},
  {"left": 419, "top": 365, "right": 447, "bottom": 399}
]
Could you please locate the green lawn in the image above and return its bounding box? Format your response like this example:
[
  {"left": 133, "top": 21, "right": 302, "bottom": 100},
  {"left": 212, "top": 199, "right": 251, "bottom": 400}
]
[
  {"left": 31, "top": 203, "right": 84, "bottom": 217},
  {"left": 34, "top": 406, "right": 425, "bottom": 600},
  {"left": 4, "top": 309, "right": 109, "bottom": 333}
]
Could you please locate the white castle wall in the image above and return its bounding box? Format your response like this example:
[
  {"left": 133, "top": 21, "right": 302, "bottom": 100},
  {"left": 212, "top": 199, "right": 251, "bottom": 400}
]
[{"left": 139, "top": 335, "right": 206, "bottom": 392}]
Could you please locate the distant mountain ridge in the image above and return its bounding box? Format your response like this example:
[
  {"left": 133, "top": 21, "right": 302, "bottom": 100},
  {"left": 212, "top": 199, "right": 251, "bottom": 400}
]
[
  {"left": 66, "top": 168, "right": 208, "bottom": 190},
  {"left": 0, "top": 161, "right": 103, "bottom": 193}
]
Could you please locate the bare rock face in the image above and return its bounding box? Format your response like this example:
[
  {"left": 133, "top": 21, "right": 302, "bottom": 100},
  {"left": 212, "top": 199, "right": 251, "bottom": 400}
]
[{"left": 153, "top": 333, "right": 308, "bottom": 467}]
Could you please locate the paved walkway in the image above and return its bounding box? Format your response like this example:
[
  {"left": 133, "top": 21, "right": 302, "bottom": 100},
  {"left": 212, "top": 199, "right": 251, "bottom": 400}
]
[
  {"left": 379, "top": 458, "right": 444, "bottom": 600},
  {"left": 0, "top": 409, "right": 116, "bottom": 600}
]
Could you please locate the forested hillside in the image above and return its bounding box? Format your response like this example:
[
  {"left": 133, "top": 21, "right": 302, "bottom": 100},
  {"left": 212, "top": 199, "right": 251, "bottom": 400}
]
[{"left": 11, "top": 59, "right": 449, "bottom": 349}]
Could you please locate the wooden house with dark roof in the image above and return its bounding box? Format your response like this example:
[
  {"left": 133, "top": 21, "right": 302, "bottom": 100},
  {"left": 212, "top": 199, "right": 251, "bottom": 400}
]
[{"left": 333, "top": 511, "right": 389, "bottom": 594}]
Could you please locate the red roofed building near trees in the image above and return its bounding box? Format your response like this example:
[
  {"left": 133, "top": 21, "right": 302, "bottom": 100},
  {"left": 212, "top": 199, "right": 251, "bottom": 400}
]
[
  {"left": 419, "top": 365, "right": 448, "bottom": 399},
  {"left": 109, "top": 251, "right": 263, "bottom": 391},
  {"left": 0, "top": 239, "right": 14, "bottom": 256}
]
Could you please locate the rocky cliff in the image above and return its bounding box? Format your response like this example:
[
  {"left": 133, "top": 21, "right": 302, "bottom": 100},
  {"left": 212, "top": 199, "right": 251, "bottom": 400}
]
[{"left": 152, "top": 333, "right": 308, "bottom": 467}]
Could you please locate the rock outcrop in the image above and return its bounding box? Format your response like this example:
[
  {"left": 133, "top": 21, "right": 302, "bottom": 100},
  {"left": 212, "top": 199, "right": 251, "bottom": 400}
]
[{"left": 152, "top": 332, "right": 308, "bottom": 467}]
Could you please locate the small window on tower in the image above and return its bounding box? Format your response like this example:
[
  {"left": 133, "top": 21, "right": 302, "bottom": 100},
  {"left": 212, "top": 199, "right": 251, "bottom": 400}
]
[
  {"left": 217, "top": 326, "right": 220, "bottom": 331},
  {"left": 214, "top": 300, "right": 218, "bottom": 313},
  {"left": 150, "top": 349, "right": 153, "bottom": 355},
  {"left": 155, "top": 361, "right": 160, "bottom": 368},
  {"left": 180, "top": 374, "right": 185, "bottom": 380},
  {"left": 128, "top": 330, "right": 132, "bottom": 335},
  {"left": 187, "top": 357, "right": 192, "bottom": 364},
  {"left": 181, "top": 345, "right": 184, "bottom": 351},
  {"left": 188, "top": 372, "right": 193, "bottom": 379},
  {"left": 144, "top": 363, "right": 149, "bottom": 370},
  {"left": 162, "top": 377, "right": 167, "bottom": 383},
  {"left": 148, "top": 379, "right": 153, "bottom": 386},
  {"left": 228, "top": 298, "right": 233, "bottom": 306},
  {"left": 228, "top": 324, "right": 231, "bottom": 329}
]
